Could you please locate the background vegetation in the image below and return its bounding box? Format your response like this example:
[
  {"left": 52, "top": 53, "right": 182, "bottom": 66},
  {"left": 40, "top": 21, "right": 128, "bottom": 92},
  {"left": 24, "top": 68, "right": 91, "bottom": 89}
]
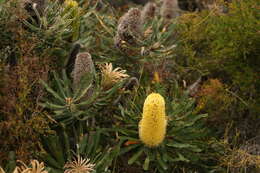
[{"left": 0, "top": 0, "right": 259, "bottom": 172}]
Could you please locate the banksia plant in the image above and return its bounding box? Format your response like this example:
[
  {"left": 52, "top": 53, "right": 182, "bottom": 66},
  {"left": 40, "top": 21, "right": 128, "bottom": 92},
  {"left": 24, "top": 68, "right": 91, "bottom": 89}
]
[
  {"left": 139, "top": 93, "right": 167, "bottom": 147},
  {"left": 64, "top": 155, "right": 95, "bottom": 173},
  {"left": 116, "top": 8, "right": 143, "bottom": 45},
  {"left": 41, "top": 62, "right": 128, "bottom": 125},
  {"left": 115, "top": 83, "right": 215, "bottom": 171},
  {"left": 72, "top": 52, "right": 95, "bottom": 91},
  {"left": 99, "top": 63, "right": 129, "bottom": 89},
  {"left": 141, "top": 2, "right": 157, "bottom": 23},
  {"left": 160, "top": 0, "right": 181, "bottom": 19}
]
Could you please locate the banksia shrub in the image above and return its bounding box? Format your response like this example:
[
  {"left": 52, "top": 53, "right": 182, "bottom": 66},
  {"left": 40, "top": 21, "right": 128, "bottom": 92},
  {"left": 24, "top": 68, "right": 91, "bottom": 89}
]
[
  {"left": 116, "top": 8, "right": 142, "bottom": 45},
  {"left": 72, "top": 52, "right": 95, "bottom": 90},
  {"left": 160, "top": 0, "right": 181, "bottom": 19},
  {"left": 139, "top": 93, "right": 167, "bottom": 147},
  {"left": 141, "top": 2, "right": 157, "bottom": 23}
]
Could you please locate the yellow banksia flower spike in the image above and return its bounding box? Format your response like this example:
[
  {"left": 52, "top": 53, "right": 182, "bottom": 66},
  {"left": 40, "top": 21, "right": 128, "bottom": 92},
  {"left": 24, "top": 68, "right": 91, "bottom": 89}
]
[{"left": 139, "top": 93, "right": 167, "bottom": 147}]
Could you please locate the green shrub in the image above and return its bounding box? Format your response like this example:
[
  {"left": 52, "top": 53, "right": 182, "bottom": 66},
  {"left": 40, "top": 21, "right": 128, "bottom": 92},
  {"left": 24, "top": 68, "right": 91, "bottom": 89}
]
[{"left": 175, "top": 0, "right": 259, "bottom": 122}]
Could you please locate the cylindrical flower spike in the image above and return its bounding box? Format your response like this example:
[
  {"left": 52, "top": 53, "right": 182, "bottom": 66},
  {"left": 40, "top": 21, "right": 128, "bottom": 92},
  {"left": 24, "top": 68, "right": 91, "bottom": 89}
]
[
  {"left": 139, "top": 93, "right": 167, "bottom": 147},
  {"left": 141, "top": 2, "right": 157, "bottom": 23},
  {"left": 161, "top": 0, "right": 181, "bottom": 19},
  {"left": 116, "top": 8, "right": 142, "bottom": 44},
  {"left": 72, "top": 52, "right": 95, "bottom": 90}
]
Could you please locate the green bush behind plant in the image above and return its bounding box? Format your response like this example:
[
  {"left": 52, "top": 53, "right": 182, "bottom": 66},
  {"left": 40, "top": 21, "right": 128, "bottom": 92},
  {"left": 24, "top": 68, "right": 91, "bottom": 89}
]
[{"left": 175, "top": 0, "right": 259, "bottom": 121}]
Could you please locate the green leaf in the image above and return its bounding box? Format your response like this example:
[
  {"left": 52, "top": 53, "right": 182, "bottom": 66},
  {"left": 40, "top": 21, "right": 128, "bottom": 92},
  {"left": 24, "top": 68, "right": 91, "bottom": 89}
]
[
  {"left": 172, "top": 152, "right": 190, "bottom": 162},
  {"left": 39, "top": 102, "right": 65, "bottom": 109},
  {"left": 143, "top": 156, "right": 150, "bottom": 170},
  {"left": 173, "top": 114, "right": 208, "bottom": 132},
  {"left": 119, "top": 144, "right": 141, "bottom": 155},
  {"left": 86, "top": 132, "right": 96, "bottom": 156},
  {"left": 75, "top": 89, "right": 99, "bottom": 106},
  {"left": 62, "top": 70, "right": 72, "bottom": 97},
  {"left": 79, "top": 135, "right": 89, "bottom": 154},
  {"left": 166, "top": 142, "right": 202, "bottom": 152},
  {"left": 157, "top": 152, "right": 168, "bottom": 170},
  {"left": 73, "top": 72, "right": 93, "bottom": 101},
  {"left": 90, "top": 130, "right": 101, "bottom": 159},
  {"left": 40, "top": 153, "right": 62, "bottom": 169},
  {"left": 40, "top": 79, "right": 65, "bottom": 104},
  {"left": 128, "top": 148, "right": 144, "bottom": 165},
  {"left": 62, "top": 130, "right": 71, "bottom": 160},
  {"left": 53, "top": 72, "right": 67, "bottom": 99}
]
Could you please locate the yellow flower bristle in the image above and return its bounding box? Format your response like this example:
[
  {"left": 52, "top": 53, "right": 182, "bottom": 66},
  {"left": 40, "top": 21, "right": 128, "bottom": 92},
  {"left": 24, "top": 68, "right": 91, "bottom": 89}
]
[{"left": 139, "top": 93, "right": 167, "bottom": 147}]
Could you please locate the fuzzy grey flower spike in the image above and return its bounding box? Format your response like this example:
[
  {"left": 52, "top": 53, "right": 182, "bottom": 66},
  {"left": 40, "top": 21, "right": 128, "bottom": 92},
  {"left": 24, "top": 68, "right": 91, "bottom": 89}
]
[
  {"left": 72, "top": 52, "right": 95, "bottom": 90},
  {"left": 161, "top": 0, "right": 181, "bottom": 19},
  {"left": 141, "top": 2, "right": 157, "bottom": 23},
  {"left": 116, "top": 8, "right": 143, "bottom": 45}
]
